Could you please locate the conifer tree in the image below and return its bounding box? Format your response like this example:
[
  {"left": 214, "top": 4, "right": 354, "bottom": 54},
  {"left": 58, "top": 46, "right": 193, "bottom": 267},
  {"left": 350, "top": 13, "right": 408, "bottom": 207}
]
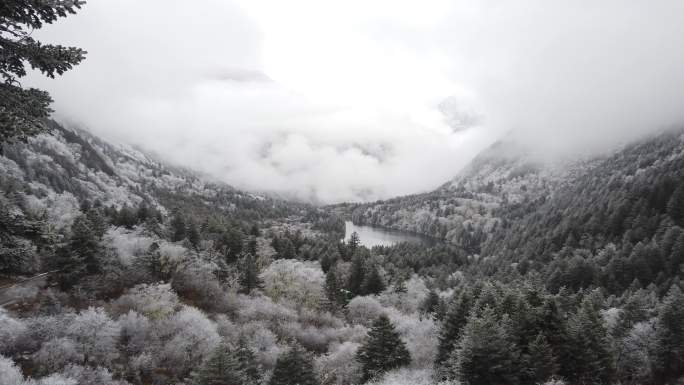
[
  {"left": 269, "top": 344, "right": 319, "bottom": 385},
  {"left": 239, "top": 254, "right": 263, "bottom": 294},
  {"left": 563, "top": 298, "right": 613, "bottom": 384},
  {"left": 668, "top": 232, "right": 684, "bottom": 275},
  {"left": 348, "top": 231, "right": 360, "bottom": 256},
  {"left": 170, "top": 211, "right": 186, "bottom": 242},
  {"left": 187, "top": 220, "right": 201, "bottom": 249},
  {"left": 69, "top": 214, "right": 102, "bottom": 274},
  {"left": 356, "top": 314, "right": 411, "bottom": 382},
  {"left": 133, "top": 241, "right": 163, "bottom": 281},
  {"left": 194, "top": 344, "right": 251, "bottom": 385},
  {"left": 54, "top": 214, "right": 102, "bottom": 289},
  {"left": 233, "top": 338, "right": 261, "bottom": 384},
  {"left": 324, "top": 267, "right": 343, "bottom": 309},
  {"left": 348, "top": 254, "right": 366, "bottom": 296},
  {"left": 435, "top": 290, "right": 472, "bottom": 368},
  {"left": 452, "top": 308, "right": 520, "bottom": 385},
  {"left": 654, "top": 285, "right": 684, "bottom": 383},
  {"left": 362, "top": 265, "right": 385, "bottom": 295},
  {"left": 0, "top": 0, "right": 87, "bottom": 143},
  {"left": 667, "top": 184, "right": 684, "bottom": 225},
  {"left": 420, "top": 289, "right": 441, "bottom": 318},
  {"left": 524, "top": 333, "right": 558, "bottom": 384}
]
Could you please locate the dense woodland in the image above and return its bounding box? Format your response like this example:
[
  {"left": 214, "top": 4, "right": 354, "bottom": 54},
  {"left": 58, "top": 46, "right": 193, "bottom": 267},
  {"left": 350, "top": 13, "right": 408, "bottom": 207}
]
[{"left": 2, "top": 2, "right": 684, "bottom": 385}]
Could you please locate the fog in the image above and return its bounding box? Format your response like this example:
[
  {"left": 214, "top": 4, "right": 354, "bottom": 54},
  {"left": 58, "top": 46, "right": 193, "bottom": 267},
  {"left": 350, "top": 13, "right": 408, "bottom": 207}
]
[{"left": 27, "top": 0, "right": 684, "bottom": 203}]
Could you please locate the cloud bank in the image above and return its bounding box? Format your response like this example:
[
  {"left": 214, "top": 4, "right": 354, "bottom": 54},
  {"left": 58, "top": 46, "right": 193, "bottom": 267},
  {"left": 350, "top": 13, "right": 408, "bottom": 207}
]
[{"left": 27, "top": 0, "right": 684, "bottom": 203}]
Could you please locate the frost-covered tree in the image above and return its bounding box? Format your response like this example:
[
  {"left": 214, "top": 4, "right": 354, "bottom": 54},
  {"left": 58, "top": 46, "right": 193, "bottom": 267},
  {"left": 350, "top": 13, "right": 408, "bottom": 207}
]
[
  {"left": 33, "top": 337, "right": 81, "bottom": 373},
  {"left": 158, "top": 306, "right": 220, "bottom": 377},
  {"left": 356, "top": 314, "right": 411, "bottom": 382},
  {"left": 0, "top": 308, "right": 26, "bottom": 355},
  {"left": 65, "top": 307, "right": 120, "bottom": 366}
]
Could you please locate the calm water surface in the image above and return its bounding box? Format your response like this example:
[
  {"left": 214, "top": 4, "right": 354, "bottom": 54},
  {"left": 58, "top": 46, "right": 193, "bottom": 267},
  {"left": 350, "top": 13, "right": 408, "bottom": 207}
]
[{"left": 343, "top": 221, "right": 436, "bottom": 248}]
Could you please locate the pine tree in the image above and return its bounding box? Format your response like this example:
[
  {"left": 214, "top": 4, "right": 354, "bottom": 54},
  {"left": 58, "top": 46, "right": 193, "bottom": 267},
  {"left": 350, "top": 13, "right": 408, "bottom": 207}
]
[
  {"left": 239, "top": 254, "right": 263, "bottom": 294},
  {"left": 324, "top": 267, "right": 343, "bottom": 309},
  {"left": 435, "top": 290, "right": 472, "bottom": 369},
  {"left": 187, "top": 220, "right": 201, "bottom": 249},
  {"left": 356, "top": 314, "right": 411, "bottom": 382},
  {"left": 524, "top": 333, "right": 558, "bottom": 384},
  {"left": 54, "top": 214, "right": 102, "bottom": 289},
  {"left": 269, "top": 344, "right": 319, "bottom": 385},
  {"left": 133, "top": 241, "right": 164, "bottom": 281},
  {"left": 233, "top": 338, "right": 261, "bottom": 384},
  {"left": 69, "top": 214, "right": 102, "bottom": 275},
  {"left": 0, "top": 0, "right": 86, "bottom": 143},
  {"left": 194, "top": 344, "right": 251, "bottom": 385},
  {"left": 85, "top": 206, "right": 107, "bottom": 238},
  {"left": 348, "top": 254, "right": 366, "bottom": 296},
  {"left": 170, "top": 211, "right": 186, "bottom": 242},
  {"left": 250, "top": 224, "right": 260, "bottom": 237},
  {"left": 667, "top": 184, "right": 684, "bottom": 225},
  {"left": 654, "top": 285, "right": 684, "bottom": 383},
  {"left": 362, "top": 265, "right": 385, "bottom": 295},
  {"left": 420, "top": 289, "right": 441, "bottom": 318},
  {"left": 452, "top": 308, "right": 520, "bottom": 385},
  {"left": 563, "top": 298, "right": 613, "bottom": 384},
  {"left": 348, "top": 231, "right": 360, "bottom": 256},
  {"left": 668, "top": 232, "right": 684, "bottom": 275}
]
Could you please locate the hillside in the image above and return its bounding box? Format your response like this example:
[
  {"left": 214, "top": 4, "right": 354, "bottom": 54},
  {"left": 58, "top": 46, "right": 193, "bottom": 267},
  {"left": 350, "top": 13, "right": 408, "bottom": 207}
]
[{"left": 1, "top": 123, "right": 684, "bottom": 385}]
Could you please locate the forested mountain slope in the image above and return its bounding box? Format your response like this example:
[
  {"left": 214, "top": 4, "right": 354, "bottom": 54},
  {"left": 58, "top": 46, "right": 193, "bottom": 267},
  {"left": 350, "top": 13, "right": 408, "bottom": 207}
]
[
  {"left": 346, "top": 129, "right": 683, "bottom": 259},
  {"left": 482, "top": 128, "right": 684, "bottom": 295},
  {"left": 0, "top": 120, "right": 315, "bottom": 277},
  {"left": 345, "top": 138, "right": 591, "bottom": 253}
]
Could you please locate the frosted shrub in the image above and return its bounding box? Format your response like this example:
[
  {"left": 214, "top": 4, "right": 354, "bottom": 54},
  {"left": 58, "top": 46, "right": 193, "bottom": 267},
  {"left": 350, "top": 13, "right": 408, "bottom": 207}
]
[
  {"left": 315, "top": 341, "right": 362, "bottom": 385},
  {"left": 36, "top": 374, "right": 77, "bottom": 385},
  {"left": 104, "top": 228, "right": 155, "bottom": 265},
  {"left": 66, "top": 307, "right": 120, "bottom": 367},
  {"left": 346, "top": 296, "right": 385, "bottom": 326},
  {"left": 236, "top": 294, "right": 298, "bottom": 325},
  {"left": 33, "top": 338, "right": 82, "bottom": 373},
  {"left": 0, "top": 309, "right": 27, "bottom": 355},
  {"left": 261, "top": 259, "right": 325, "bottom": 309},
  {"left": 60, "top": 364, "right": 131, "bottom": 385},
  {"left": 387, "top": 311, "right": 438, "bottom": 369},
  {"left": 366, "top": 368, "right": 458, "bottom": 385},
  {"left": 112, "top": 283, "right": 179, "bottom": 320},
  {"left": 158, "top": 306, "right": 220, "bottom": 376},
  {"left": 239, "top": 321, "right": 285, "bottom": 370},
  {"left": 171, "top": 260, "right": 236, "bottom": 313},
  {"left": 378, "top": 275, "right": 429, "bottom": 314},
  {"left": 21, "top": 314, "right": 77, "bottom": 352},
  {"left": 0, "top": 355, "right": 30, "bottom": 385},
  {"left": 117, "top": 311, "right": 153, "bottom": 357}
]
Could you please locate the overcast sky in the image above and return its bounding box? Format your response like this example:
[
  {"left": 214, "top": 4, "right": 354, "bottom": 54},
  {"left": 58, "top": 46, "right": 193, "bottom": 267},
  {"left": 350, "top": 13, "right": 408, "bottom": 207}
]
[{"left": 28, "top": 0, "right": 684, "bottom": 203}]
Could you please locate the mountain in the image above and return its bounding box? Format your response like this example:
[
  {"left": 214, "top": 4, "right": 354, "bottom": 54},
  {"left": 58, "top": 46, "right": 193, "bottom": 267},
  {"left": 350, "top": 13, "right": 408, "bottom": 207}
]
[
  {"left": 342, "top": 129, "right": 684, "bottom": 256},
  {"left": 0, "top": 120, "right": 330, "bottom": 278}
]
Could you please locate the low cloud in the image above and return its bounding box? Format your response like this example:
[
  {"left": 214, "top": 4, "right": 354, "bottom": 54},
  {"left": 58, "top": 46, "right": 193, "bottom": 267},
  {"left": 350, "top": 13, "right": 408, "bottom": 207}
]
[{"left": 26, "top": 0, "right": 684, "bottom": 203}]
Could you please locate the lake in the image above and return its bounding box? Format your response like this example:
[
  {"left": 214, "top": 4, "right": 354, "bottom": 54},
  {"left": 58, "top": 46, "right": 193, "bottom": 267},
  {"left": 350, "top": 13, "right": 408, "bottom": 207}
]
[{"left": 343, "top": 221, "right": 437, "bottom": 248}]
